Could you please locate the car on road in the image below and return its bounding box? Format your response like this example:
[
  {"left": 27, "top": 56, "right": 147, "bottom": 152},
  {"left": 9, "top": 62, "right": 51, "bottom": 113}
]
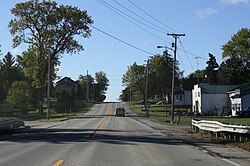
[{"left": 114, "top": 107, "right": 126, "bottom": 117}]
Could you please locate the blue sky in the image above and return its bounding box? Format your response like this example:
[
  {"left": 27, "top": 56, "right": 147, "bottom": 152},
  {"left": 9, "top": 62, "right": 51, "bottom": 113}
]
[{"left": 0, "top": 0, "right": 249, "bottom": 101}]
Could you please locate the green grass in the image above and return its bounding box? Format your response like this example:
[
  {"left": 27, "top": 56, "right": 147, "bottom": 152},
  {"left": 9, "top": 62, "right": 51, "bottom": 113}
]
[
  {"left": 196, "top": 117, "right": 250, "bottom": 126},
  {"left": 0, "top": 101, "right": 95, "bottom": 122},
  {"left": 131, "top": 105, "right": 250, "bottom": 126},
  {"left": 131, "top": 107, "right": 148, "bottom": 116},
  {"left": 0, "top": 117, "right": 18, "bottom": 120},
  {"left": 152, "top": 117, "right": 192, "bottom": 126}
]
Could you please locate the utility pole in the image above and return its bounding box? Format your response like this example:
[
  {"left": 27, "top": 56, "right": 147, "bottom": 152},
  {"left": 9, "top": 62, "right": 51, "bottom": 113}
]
[
  {"left": 145, "top": 59, "right": 149, "bottom": 117},
  {"left": 47, "top": 54, "right": 51, "bottom": 120},
  {"left": 167, "top": 33, "right": 185, "bottom": 120},
  {"left": 86, "top": 70, "right": 89, "bottom": 101}
]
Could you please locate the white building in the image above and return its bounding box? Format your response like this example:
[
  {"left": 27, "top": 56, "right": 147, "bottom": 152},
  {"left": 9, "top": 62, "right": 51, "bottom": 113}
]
[
  {"left": 228, "top": 82, "right": 250, "bottom": 116},
  {"left": 192, "top": 84, "right": 237, "bottom": 115}
]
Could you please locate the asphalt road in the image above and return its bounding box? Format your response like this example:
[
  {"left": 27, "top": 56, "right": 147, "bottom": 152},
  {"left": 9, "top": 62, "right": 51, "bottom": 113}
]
[{"left": 0, "top": 102, "right": 249, "bottom": 166}]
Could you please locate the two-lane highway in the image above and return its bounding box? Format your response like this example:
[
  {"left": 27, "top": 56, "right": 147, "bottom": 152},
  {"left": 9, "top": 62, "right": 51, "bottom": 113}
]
[{"left": 0, "top": 103, "right": 248, "bottom": 166}]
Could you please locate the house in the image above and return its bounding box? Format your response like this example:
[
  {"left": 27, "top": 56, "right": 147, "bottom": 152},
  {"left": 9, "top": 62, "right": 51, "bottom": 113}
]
[
  {"left": 192, "top": 84, "right": 238, "bottom": 115},
  {"left": 228, "top": 82, "right": 250, "bottom": 116},
  {"left": 56, "top": 77, "right": 78, "bottom": 95},
  {"left": 174, "top": 78, "right": 201, "bottom": 108}
]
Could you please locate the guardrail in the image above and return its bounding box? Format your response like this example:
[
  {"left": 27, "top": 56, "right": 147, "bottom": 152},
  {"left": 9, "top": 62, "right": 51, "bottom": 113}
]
[
  {"left": 192, "top": 119, "right": 250, "bottom": 134},
  {"left": 0, "top": 120, "right": 25, "bottom": 131},
  {"left": 192, "top": 119, "right": 250, "bottom": 141}
]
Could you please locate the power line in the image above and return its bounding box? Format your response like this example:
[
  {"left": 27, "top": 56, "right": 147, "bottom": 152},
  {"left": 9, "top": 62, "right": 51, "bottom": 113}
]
[
  {"left": 179, "top": 39, "right": 195, "bottom": 70},
  {"left": 112, "top": 0, "right": 168, "bottom": 33},
  {"left": 127, "top": 0, "right": 179, "bottom": 33},
  {"left": 97, "top": 0, "right": 166, "bottom": 34},
  {"left": 97, "top": 0, "right": 165, "bottom": 42},
  {"left": 90, "top": 25, "right": 155, "bottom": 55},
  {"left": 98, "top": 0, "right": 202, "bottom": 62}
]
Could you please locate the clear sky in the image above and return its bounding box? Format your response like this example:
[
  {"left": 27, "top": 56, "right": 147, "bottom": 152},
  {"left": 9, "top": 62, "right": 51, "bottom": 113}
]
[{"left": 0, "top": 0, "right": 249, "bottom": 101}]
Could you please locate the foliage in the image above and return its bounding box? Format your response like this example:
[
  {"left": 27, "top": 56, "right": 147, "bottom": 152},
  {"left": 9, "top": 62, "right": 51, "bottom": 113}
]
[
  {"left": 95, "top": 71, "right": 109, "bottom": 102},
  {"left": 148, "top": 54, "right": 182, "bottom": 97},
  {"left": 78, "top": 74, "right": 94, "bottom": 100},
  {"left": 0, "top": 52, "right": 24, "bottom": 102},
  {"left": 218, "top": 55, "right": 250, "bottom": 84},
  {"left": 122, "top": 62, "right": 146, "bottom": 101},
  {"left": 55, "top": 85, "right": 74, "bottom": 113},
  {"left": 77, "top": 71, "right": 109, "bottom": 102},
  {"left": 187, "top": 69, "right": 205, "bottom": 79},
  {"left": 121, "top": 52, "right": 183, "bottom": 102},
  {"left": 6, "top": 81, "right": 32, "bottom": 115},
  {"left": 9, "top": 0, "right": 93, "bottom": 111},
  {"left": 204, "top": 53, "right": 219, "bottom": 84},
  {"left": 219, "top": 28, "right": 250, "bottom": 84}
]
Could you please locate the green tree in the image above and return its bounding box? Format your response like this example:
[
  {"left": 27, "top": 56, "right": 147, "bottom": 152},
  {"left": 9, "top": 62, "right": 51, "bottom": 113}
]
[
  {"left": 187, "top": 69, "right": 205, "bottom": 79},
  {"left": 55, "top": 85, "right": 74, "bottom": 113},
  {"left": 6, "top": 81, "right": 32, "bottom": 115},
  {"left": 204, "top": 53, "right": 219, "bottom": 84},
  {"left": 0, "top": 52, "right": 24, "bottom": 102},
  {"left": 122, "top": 62, "right": 145, "bottom": 101},
  {"left": 95, "top": 71, "right": 109, "bottom": 102},
  {"left": 218, "top": 55, "right": 250, "bottom": 84},
  {"left": 78, "top": 74, "right": 94, "bottom": 100},
  {"left": 148, "top": 53, "right": 182, "bottom": 99},
  {"left": 9, "top": 0, "right": 93, "bottom": 111},
  {"left": 219, "top": 28, "right": 250, "bottom": 84}
]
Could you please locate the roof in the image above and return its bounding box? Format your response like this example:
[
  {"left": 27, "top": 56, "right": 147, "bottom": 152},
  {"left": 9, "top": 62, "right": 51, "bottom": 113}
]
[
  {"left": 200, "top": 84, "right": 238, "bottom": 94},
  {"left": 182, "top": 78, "right": 199, "bottom": 90},
  {"left": 228, "top": 82, "right": 250, "bottom": 97},
  {"left": 56, "top": 77, "right": 77, "bottom": 85}
]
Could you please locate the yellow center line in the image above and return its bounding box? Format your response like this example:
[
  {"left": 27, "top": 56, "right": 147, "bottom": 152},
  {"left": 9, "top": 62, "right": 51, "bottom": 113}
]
[
  {"left": 53, "top": 160, "right": 64, "bottom": 166},
  {"left": 89, "top": 103, "right": 112, "bottom": 138}
]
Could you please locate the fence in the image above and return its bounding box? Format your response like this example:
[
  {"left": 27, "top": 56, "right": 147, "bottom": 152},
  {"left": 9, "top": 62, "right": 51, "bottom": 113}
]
[{"left": 192, "top": 119, "right": 250, "bottom": 141}]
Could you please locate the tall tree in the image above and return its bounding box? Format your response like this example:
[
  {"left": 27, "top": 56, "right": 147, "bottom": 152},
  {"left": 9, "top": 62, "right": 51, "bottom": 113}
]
[
  {"left": 55, "top": 85, "right": 74, "bottom": 113},
  {"left": 204, "top": 53, "right": 219, "bottom": 84},
  {"left": 95, "top": 71, "right": 109, "bottom": 102},
  {"left": 9, "top": 0, "right": 93, "bottom": 110},
  {"left": 148, "top": 53, "right": 182, "bottom": 99},
  {"left": 219, "top": 28, "right": 250, "bottom": 84},
  {"left": 218, "top": 55, "right": 250, "bottom": 84},
  {"left": 78, "top": 74, "right": 94, "bottom": 100},
  {"left": 122, "top": 62, "right": 145, "bottom": 101},
  {"left": 6, "top": 81, "right": 32, "bottom": 115},
  {"left": 0, "top": 52, "right": 24, "bottom": 102}
]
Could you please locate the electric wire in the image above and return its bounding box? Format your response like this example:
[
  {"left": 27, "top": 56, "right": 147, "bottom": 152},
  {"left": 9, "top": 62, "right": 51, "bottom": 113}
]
[
  {"left": 112, "top": 0, "right": 168, "bottom": 33},
  {"left": 90, "top": 25, "right": 155, "bottom": 56},
  {"left": 97, "top": 0, "right": 165, "bottom": 42},
  {"left": 127, "top": 0, "right": 179, "bottom": 33},
  {"left": 97, "top": 0, "right": 166, "bottom": 34},
  {"left": 179, "top": 39, "right": 195, "bottom": 70}
]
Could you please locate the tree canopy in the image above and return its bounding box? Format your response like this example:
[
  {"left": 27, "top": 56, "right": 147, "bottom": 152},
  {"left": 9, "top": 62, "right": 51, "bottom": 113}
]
[
  {"left": 121, "top": 52, "right": 183, "bottom": 101},
  {"left": 0, "top": 52, "right": 24, "bottom": 102},
  {"left": 9, "top": 0, "right": 93, "bottom": 89}
]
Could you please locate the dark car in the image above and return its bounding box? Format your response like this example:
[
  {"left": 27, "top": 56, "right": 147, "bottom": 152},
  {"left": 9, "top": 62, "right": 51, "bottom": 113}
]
[
  {"left": 238, "top": 107, "right": 250, "bottom": 118},
  {"left": 114, "top": 107, "right": 126, "bottom": 117}
]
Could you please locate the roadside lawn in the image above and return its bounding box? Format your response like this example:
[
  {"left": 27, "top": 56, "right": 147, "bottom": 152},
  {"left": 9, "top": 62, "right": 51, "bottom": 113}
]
[
  {"left": 0, "top": 101, "right": 94, "bottom": 122},
  {"left": 131, "top": 106, "right": 250, "bottom": 126}
]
